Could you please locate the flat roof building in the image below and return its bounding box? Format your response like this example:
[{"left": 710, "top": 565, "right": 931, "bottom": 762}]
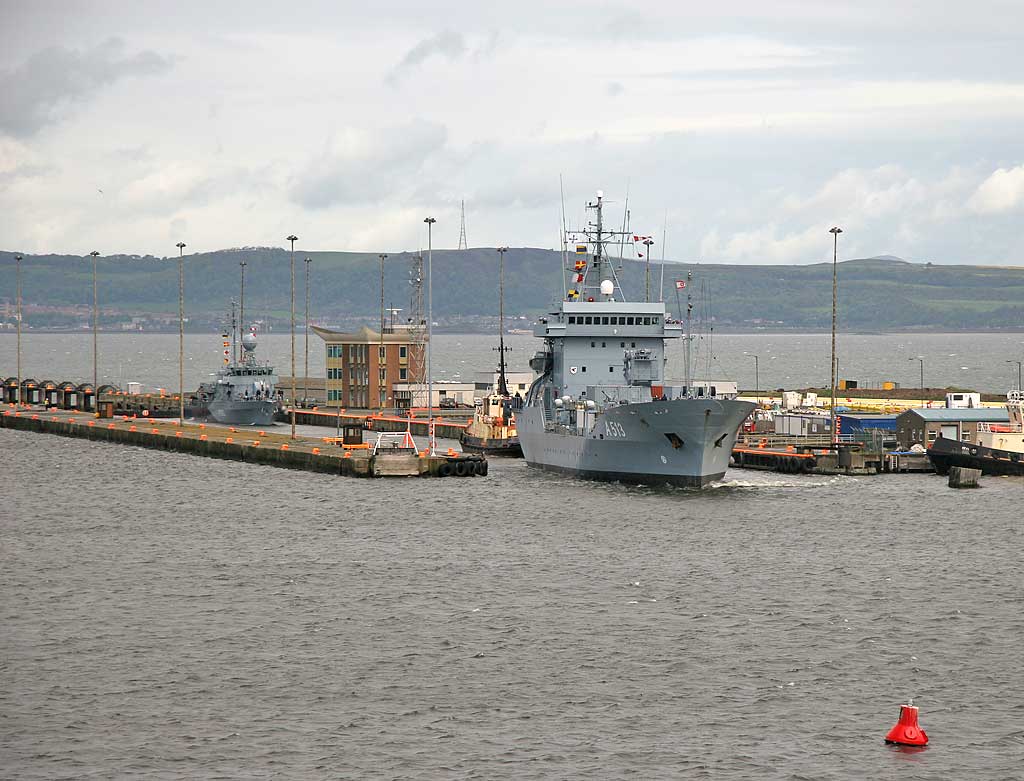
[{"left": 313, "top": 324, "right": 425, "bottom": 409}]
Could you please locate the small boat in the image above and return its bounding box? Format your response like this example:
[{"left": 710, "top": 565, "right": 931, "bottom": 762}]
[
  {"left": 461, "top": 393, "right": 523, "bottom": 456},
  {"left": 459, "top": 246, "right": 523, "bottom": 457},
  {"left": 928, "top": 390, "right": 1024, "bottom": 476}
]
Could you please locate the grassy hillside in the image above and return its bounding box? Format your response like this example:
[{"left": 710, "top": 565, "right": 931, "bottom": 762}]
[{"left": 2, "top": 248, "right": 1023, "bottom": 330}]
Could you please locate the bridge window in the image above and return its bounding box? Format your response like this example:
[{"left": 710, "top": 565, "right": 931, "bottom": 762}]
[
  {"left": 643, "top": 317, "right": 651, "bottom": 325},
  {"left": 609, "top": 366, "right": 614, "bottom": 372},
  {"left": 585, "top": 316, "right": 593, "bottom": 325},
  {"left": 601, "top": 316, "right": 609, "bottom": 325},
  {"left": 627, "top": 317, "right": 634, "bottom": 325},
  {"left": 581, "top": 366, "right": 587, "bottom": 372},
  {"left": 569, "top": 316, "right": 576, "bottom": 324}
]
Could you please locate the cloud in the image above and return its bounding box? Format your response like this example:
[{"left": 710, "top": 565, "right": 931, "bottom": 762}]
[
  {"left": 386, "top": 30, "right": 466, "bottom": 85},
  {"left": 290, "top": 121, "right": 449, "bottom": 209},
  {"left": 0, "top": 38, "right": 172, "bottom": 137},
  {"left": 968, "top": 165, "right": 1024, "bottom": 214}
]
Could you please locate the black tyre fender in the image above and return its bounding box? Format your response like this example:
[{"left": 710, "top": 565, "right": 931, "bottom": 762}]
[
  {"left": 438, "top": 461, "right": 453, "bottom": 477},
  {"left": 455, "top": 460, "right": 470, "bottom": 477}
]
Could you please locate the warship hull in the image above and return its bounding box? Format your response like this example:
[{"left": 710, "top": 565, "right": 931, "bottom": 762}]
[
  {"left": 519, "top": 397, "right": 755, "bottom": 487},
  {"left": 208, "top": 399, "right": 279, "bottom": 426}
]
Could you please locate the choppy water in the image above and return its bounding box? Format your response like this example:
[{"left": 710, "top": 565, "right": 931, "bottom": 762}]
[
  {"left": 3, "top": 426, "right": 1022, "bottom": 779},
  {"left": 2, "top": 331, "right": 1023, "bottom": 394}
]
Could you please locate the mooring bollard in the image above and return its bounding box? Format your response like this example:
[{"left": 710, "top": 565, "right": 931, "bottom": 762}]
[{"left": 948, "top": 466, "right": 981, "bottom": 488}]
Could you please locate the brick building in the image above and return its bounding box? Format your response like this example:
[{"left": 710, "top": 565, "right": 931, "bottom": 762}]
[{"left": 313, "top": 325, "right": 425, "bottom": 409}]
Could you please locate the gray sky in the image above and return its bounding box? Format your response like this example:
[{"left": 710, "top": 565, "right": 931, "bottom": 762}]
[{"left": 2, "top": 0, "right": 1024, "bottom": 264}]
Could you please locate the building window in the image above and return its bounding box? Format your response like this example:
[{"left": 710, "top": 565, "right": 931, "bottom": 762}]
[
  {"left": 399, "top": 345, "right": 407, "bottom": 358},
  {"left": 399, "top": 368, "right": 407, "bottom": 380},
  {"left": 927, "top": 431, "right": 937, "bottom": 442},
  {"left": 327, "top": 344, "right": 342, "bottom": 358}
]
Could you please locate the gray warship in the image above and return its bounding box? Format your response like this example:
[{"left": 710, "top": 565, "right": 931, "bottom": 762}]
[
  {"left": 518, "top": 191, "right": 755, "bottom": 487},
  {"left": 194, "top": 329, "right": 280, "bottom": 426}
]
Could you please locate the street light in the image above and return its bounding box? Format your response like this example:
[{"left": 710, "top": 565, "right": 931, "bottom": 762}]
[
  {"left": 1007, "top": 359, "right": 1022, "bottom": 392},
  {"left": 287, "top": 235, "right": 298, "bottom": 439},
  {"left": 14, "top": 254, "right": 22, "bottom": 405},
  {"left": 909, "top": 357, "right": 924, "bottom": 404},
  {"left": 378, "top": 253, "right": 388, "bottom": 409},
  {"left": 829, "top": 226, "right": 842, "bottom": 444},
  {"left": 749, "top": 354, "right": 759, "bottom": 400},
  {"left": 89, "top": 250, "right": 100, "bottom": 413},
  {"left": 423, "top": 216, "right": 436, "bottom": 455},
  {"left": 642, "top": 238, "right": 654, "bottom": 302},
  {"left": 304, "top": 257, "right": 312, "bottom": 406},
  {"left": 176, "top": 242, "right": 186, "bottom": 423}
]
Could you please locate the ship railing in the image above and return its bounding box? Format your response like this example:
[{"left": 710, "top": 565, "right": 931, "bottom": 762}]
[{"left": 978, "top": 421, "right": 1021, "bottom": 434}]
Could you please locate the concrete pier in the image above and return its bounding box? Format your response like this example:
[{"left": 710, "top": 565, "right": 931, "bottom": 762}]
[{"left": 1, "top": 406, "right": 485, "bottom": 478}]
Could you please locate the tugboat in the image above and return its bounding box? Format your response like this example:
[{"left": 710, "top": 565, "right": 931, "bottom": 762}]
[
  {"left": 460, "top": 247, "right": 523, "bottom": 457},
  {"left": 928, "top": 390, "right": 1024, "bottom": 476},
  {"left": 517, "top": 190, "right": 755, "bottom": 487}
]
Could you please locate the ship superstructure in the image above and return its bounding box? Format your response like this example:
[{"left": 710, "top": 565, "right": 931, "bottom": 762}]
[{"left": 518, "top": 191, "right": 755, "bottom": 487}]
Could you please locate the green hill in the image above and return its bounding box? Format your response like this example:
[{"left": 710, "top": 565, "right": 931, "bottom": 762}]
[{"left": 2, "top": 248, "right": 1023, "bottom": 330}]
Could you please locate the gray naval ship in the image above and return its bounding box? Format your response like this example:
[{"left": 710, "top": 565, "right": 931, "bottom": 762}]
[
  {"left": 518, "top": 191, "right": 755, "bottom": 487},
  {"left": 196, "top": 329, "right": 280, "bottom": 426}
]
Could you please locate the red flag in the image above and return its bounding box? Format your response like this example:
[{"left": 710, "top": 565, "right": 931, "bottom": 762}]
[
  {"left": 633, "top": 235, "right": 640, "bottom": 242},
  {"left": 675, "top": 280, "right": 687, "bottom": 290}
]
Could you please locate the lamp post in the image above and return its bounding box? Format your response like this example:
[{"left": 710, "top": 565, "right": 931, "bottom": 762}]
[
  {"left": 304, "top": 257, "right": 312, "bottom": 406},
  {"left": 89, "top": 250, "right": 100, "bottom": 413},
  {"left": 287, "top": 235, "right": 298, "bottom": 438},
  {"left": 1008, "top": 360, "right": 1023, "bottom": 392},
  {"left": 423, "top": 217, "right": 436, "bottom": 455},
  {"left": 750, "top": 354, "right": 759, "bottom": 400},
  {"left": 238, "top": 260, "right": 247, "bottom": 363},
  {"left": 176, "top": 242, "right": 186, "bottom": 423},
  {"left": 642, "top": 238, "right": 654, "bottom": 302},
  {"left": 829, "top": 226, "right": 842, "bottom": 444},
  {"left": 378, "top": 253, "right": 388, "bottom": 409},
  {"left": 909, "top": 357, "right": 924, "bottom": 404},
  {"left": 15, "top": 254, "right": 22, "bottom": 405}
]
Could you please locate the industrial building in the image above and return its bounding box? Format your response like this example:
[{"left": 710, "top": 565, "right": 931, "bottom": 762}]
[{"left": 896, "top": 407, "right": 1009, "bottom": 450}]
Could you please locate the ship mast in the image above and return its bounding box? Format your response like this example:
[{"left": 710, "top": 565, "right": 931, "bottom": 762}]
[
  {"left": 685, "top": 270, "right": 693, "bottom": 392},
  {"left": 496, "top": 246, "right": 510, "bottom": 396}
]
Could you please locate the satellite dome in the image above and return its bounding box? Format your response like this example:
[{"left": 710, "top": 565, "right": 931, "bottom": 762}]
[
  {"left": 242, "top": 331, "right": 257, "bottom": 351},
  {"left": 600, "top": 279, "right": 614, "bottom": 297}
]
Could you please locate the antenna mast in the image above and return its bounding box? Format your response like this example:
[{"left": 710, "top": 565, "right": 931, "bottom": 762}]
[
  {"left": 408, "top": 253, "right": 427, "bottom": 408},
  {"left": 458, "top": 200, "right": 468, "bottom": 250}
]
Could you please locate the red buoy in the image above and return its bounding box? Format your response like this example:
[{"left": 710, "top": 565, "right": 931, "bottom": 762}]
[{"left": 885, "top": 702, "right": 928, "bottom": 746}]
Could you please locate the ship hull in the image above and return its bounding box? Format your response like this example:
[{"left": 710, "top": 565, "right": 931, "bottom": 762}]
[
  {"left": 518, "top": 397, "right": 756, "bottom": 487},
  {"left": 460, "top": 433, "right": 523, "bottom": 457},
  {"left": 208, "top": 400, "right": 279, "bottom": 426},
  {"left": 928, "top": 436, "right": 1024, "bottom": 477}
]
